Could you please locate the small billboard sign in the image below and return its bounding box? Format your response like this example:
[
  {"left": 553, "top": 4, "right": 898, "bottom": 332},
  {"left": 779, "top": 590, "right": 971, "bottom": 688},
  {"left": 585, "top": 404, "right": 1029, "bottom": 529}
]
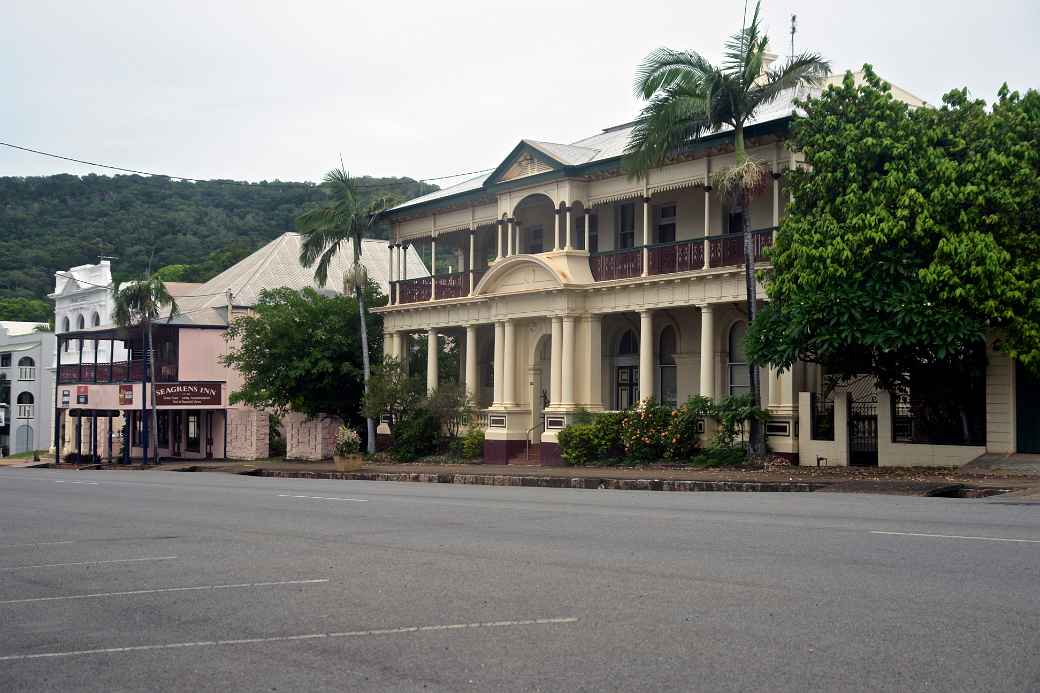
[{"left": 118, "top": 384, "right": 134, "bottom": 406}]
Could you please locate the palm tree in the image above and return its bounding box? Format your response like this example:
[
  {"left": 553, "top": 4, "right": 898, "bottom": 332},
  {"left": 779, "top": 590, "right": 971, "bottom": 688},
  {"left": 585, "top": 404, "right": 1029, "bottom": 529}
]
[
  {"left": 297, "top": 167, "right": 398, "bottom": 455},
  {"left": 623, "top": 1, "right": 828, "bottom": 456},
  {"left": 113, "top": 275, "right": 177, "bottom": 465}
]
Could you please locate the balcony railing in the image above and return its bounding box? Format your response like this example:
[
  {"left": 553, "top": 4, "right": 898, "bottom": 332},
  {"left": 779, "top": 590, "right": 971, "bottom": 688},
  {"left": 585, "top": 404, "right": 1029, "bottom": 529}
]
[
  {"left": 589, "top": 247, "right": 643, "bottom": 281},
  {"left": 647, "top": 239, "right": 705, "bottom": 275},
  {"left": 397, "top": 277, "right": 432, "bottom": 304},
  {"left": 58, "top": 359, "right": 177, "bottom": 385},
  {"left": 434, "top": 272, "right": 468, "bottom": 300}
]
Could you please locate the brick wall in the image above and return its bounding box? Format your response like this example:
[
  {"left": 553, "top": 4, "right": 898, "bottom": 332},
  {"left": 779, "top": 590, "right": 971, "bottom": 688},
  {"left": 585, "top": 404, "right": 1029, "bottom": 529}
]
[
  {"left": 284, "top": 412, "right": 341, "bottom": 461},
  {"left": 226, "top": 408, "right": 269, "bottom": 460}
]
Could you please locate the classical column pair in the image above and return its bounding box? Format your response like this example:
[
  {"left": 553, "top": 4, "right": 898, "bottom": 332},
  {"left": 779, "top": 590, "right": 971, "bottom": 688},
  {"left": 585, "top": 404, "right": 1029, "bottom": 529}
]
[
  {"left": 491, "top": 320, "right": 516, "bottom": 406},
  {"left": 548, "top": 316, "right": 576, "bottom": 407},
  {"left": 552, "top": 206, "right": 575, "bottom": 252},
  {"left": 388, "top": 243, "right": 409, "bottom": 304},
  {"left": 495, "top": 219, "right": 520, "bottom": 260}
]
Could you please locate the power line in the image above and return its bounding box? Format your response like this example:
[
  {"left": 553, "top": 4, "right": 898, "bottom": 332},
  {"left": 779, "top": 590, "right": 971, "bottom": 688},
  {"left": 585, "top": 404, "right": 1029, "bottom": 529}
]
[{"left": 0, "top": 140, "right": 489, "bottom": 189}]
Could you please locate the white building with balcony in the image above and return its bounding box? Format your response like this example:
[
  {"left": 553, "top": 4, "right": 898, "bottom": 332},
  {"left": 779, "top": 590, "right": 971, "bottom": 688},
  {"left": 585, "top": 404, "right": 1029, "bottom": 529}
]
[{"left": 0, "top": 321, "right": 54, "bottom": 456}]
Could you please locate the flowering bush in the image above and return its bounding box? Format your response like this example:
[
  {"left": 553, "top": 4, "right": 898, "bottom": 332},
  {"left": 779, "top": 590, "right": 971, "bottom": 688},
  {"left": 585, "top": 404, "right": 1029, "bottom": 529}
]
[
  {"left": 664, "top": 395, "right": 715, "bottom": 462},
  {"left": 334, "top": 426, "right": 361, "bottom": 456},
  {"left": 620, "top": 399, "right": 672, "bottom": 463}
]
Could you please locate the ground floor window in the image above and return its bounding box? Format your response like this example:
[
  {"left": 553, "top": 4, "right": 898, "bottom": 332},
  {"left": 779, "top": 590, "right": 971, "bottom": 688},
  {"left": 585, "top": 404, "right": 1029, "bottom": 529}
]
[
  {"left": 616, "top": 366, "right": 639, "bottom": 410},
  {"left": 658, "top": 325, "right": 677, "bottom": 407},
  {"left": 186, "top": 413, "right": 200, "bottom": 452},
  {"left": 728, "top": 322, "right": 750, "bottom": 397}
]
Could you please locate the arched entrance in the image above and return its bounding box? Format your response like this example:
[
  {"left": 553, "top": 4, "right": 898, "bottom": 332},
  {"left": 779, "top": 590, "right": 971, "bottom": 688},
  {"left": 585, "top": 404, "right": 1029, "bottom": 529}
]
[
  {"left": 513, "top": 194, "right": 555, "bottom": 254},
  {"left": 530, "top": 333, "right": 552, "bottom": 443}
]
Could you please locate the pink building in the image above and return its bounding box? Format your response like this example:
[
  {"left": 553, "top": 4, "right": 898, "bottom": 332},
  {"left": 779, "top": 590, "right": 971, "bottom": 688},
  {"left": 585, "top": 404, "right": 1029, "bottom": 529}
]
[{"left": 55, "top": 233, "right": 423, "bottom": 463}]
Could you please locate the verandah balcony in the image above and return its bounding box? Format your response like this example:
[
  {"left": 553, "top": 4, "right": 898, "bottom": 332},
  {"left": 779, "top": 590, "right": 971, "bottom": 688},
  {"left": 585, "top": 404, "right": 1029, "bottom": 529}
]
[
  {"left": 591, "top": 227, "right": 775, "bottom": 282},
  {"left": 58, "top": 360, "right": 178, "bottom": 385}
]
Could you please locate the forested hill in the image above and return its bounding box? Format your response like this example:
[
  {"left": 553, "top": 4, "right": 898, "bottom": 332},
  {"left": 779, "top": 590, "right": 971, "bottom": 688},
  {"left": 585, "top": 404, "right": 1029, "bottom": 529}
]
[{"left": 0, "top": 173, "right": 436, "bottom": 321}]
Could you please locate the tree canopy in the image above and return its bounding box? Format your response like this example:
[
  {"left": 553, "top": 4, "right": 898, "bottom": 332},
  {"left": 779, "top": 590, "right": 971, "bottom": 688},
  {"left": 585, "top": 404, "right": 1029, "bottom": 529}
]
[
  {"left": 747, "top": 67, "right": 1040, "bottom": 387},
  {"left": 0, "top": 173, "right": 435, "bottom": 320},
  {"left": 222, "top": 285, "right": 384, "bottom": 429}
]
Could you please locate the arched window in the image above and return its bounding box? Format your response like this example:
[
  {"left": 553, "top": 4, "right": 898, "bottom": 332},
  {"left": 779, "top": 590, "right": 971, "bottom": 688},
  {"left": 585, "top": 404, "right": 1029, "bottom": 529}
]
[
  {"left": 76, "top": 315, "right": 85, "bottom": 330},
  {"left": 16, "top": 391, "right": 34, "bottom": 419},
  {"left": 728, "top": 322, "right": 750, "bottom": 397},
  {"left": 658, "top": 326, "right": 677, "bottom": 407},
  {"left": 92, "top": 311, "right": 101, "bottom": 327},
  {"left": 618, "top": 330, "right": 638, "bottom": 356},
  {"left": 17, "top": 356, "right": 35, "bottom": 382},
  {"left": 61, "top": 316, "right": 70, "bottom": 352}
]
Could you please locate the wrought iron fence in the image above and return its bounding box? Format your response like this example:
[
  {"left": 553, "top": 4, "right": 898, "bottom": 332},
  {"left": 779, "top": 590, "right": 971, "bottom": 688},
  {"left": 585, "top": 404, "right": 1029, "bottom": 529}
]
[{"left": 810, "top": 393, "right": 835, "bottom": 441}]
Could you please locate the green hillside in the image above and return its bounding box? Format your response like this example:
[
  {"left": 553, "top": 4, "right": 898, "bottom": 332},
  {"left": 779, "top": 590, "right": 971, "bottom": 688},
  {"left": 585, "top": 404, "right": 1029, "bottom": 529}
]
[{"left": 0, "top": 173, "right": 435, "bottom": 320}]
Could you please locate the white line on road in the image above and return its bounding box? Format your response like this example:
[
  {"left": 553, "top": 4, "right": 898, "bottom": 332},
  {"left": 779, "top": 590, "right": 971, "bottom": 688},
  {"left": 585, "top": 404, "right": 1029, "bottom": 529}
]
[
  {"left": 0, "top": 617, "right": 579, "bottom": 661},
  {"left": 0, "top": 578, "right": 329, "bottom": 605},
  {"left": 0, "top": 556, "right": 178, "bottom": 572},
  {"left": 0, "top": 540, "right": 75, "bottom": 550},
  {"left": 871, "top": 530, "right": 1040, "bottom": 544},
  {"left": 277, "top": 494, "right": 368, "bottom": 502}
]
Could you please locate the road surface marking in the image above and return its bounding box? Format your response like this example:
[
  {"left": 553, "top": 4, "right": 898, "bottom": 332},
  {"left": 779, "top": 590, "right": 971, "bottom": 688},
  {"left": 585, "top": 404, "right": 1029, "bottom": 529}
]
[
  {"left": 0, "top": 540, "right": 75, "bottom": 550},
  {"left": 0, "top": 617, "right": 578, "bottom": 661},
  {"left": 871, "top": 530, "right": 1040, "bottom": 544},
  {"left": 0, "top": 578, "right": 330, "bottom": 605},
  {"left": 277, "top": 494, "right": 368, "bottom": 502},
  {"left": 0, "top": 556, "right": 178, "bottom": 572}
]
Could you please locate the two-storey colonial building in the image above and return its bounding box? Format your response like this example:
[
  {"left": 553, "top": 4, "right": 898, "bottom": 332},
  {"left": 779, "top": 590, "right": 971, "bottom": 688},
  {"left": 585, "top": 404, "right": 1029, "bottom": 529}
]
[{"left": 375, "top": 74, "right": 1040, "bottom": 468}]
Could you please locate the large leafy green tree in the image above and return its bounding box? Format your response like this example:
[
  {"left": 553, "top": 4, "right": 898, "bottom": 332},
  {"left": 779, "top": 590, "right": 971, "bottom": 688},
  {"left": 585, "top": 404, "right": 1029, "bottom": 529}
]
[
  {"left": 222, "top": 286, "right": 383, "bottom": 431},
  {"left": 112, "top": 275, "right": 177, "bottom": 464},
  {"left": 296, "top": 167, "right": 399, "bottom": 454},
  {"left": 623, "top": 0, "right": 828, "bottom": 455},
  {"left": 746, "top": 67, "right": 1040, "bottom": 387}
]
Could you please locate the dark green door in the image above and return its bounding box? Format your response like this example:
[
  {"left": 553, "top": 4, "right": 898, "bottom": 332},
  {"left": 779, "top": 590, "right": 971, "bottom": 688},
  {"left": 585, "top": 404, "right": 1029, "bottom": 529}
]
[{"left": 1016, "top": 362, "right": 1040, "bottom": 453}]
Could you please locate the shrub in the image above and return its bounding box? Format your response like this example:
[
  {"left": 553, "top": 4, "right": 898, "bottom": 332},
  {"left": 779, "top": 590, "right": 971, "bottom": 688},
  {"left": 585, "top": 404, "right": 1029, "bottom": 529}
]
[
  {"left": 426, "top": 384, "right": 476, "bottom": 440},
  {"left": 558, "top": 423, "right": 599, "bottom": 466},
  {"left": 334, "top": 426, "right": 361, "bottom": 456},
  {"left": 664, "top": 395, "right": 715, "bottom": 462},
  {"left": 461, "top": 428, "right": 485, "bottom": 460},
  {"left": 620, "top": 399, "right": 672, "bottom": 463},
  {"left": 391, "top": 407, "right": 441, "bottom": 461},
  {"left": 714, "top": 394, "right": 768, "bottom": 448}
]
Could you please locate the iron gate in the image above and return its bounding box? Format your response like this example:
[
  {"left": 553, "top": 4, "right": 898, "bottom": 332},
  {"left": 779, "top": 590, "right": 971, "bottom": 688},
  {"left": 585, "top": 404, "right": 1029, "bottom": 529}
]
[{"left": 848, "top": 395, "right": 879, "bottom": 466}]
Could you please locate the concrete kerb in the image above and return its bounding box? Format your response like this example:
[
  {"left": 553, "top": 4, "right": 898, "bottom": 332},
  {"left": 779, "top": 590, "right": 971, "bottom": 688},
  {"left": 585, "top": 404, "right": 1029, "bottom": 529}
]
[{"left": 254, "top": 469, "right": 823, "bottom": 493}]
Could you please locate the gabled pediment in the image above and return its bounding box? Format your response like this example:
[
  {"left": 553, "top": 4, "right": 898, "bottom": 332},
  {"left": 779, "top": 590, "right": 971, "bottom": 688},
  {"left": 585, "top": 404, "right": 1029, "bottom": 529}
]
[{"left": 489, "top": 139, "right": 600, "bottom": 184}]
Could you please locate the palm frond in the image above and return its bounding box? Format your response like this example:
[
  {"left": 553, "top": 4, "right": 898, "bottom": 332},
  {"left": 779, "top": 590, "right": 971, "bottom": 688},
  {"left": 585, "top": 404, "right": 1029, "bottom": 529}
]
[
  {"left": 749, "top": 52, "right": 831, "bottom": 108},
  {"left": 624, "top": 90, "right": 715, "bottom": 177},
  {"left": 632, "top": 47, "right": 716, "bottom": 99},
  {"left": 723, "top": 0, "right": 764, "bottom": 83}
]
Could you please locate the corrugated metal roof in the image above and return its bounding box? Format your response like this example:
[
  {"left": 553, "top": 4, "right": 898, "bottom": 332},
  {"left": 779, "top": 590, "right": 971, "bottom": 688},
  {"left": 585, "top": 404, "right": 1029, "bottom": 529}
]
[
  {"left": 390, "top": 84, "right": 817, "bottom": 214},
  {"left": 170, "top": 233, "right": 429, "bottom": 325}
]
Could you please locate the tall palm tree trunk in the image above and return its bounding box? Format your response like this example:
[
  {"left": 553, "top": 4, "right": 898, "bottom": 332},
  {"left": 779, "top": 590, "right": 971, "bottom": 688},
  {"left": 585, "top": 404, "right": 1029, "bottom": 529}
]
[
  {"left": 734, "top": 126, "right": 766, "bottom": 457},
  {"left": 146, "top": 321, "right": 160, "bottom": 464},
  {"left": 353, "top": 241, "right": 376, "bottom": 455}
]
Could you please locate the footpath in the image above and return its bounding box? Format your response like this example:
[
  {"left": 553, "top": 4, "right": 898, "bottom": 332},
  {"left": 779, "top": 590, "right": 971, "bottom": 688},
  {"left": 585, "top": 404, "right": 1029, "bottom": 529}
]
[{"left": 26, "top": 456, "right": 1040, "bottom": 498}]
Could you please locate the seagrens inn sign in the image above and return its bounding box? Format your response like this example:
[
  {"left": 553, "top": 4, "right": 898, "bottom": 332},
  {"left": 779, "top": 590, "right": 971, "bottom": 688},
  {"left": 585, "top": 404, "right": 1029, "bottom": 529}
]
[{"left": 154, "top": 383, "right": 222, "bottom": 407}]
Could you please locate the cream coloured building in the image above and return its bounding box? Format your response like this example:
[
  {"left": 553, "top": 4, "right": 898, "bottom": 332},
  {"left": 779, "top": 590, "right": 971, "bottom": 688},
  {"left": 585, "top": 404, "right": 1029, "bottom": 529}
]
[{"left": 376, "top": 79, "right": 1040, "bottom": 467}]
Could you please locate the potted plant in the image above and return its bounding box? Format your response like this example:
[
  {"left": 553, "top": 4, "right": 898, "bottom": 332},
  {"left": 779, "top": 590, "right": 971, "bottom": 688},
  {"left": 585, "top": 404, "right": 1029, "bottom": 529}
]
[{"left": 334, "top": 426, "right": 363, "bottom": 472}]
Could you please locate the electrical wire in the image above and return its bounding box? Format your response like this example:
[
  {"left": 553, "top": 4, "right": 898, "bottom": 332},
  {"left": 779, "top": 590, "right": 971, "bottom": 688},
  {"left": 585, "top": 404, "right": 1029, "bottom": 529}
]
[{"left": 0, "top": 140, "right": 491, "bottom": 188}]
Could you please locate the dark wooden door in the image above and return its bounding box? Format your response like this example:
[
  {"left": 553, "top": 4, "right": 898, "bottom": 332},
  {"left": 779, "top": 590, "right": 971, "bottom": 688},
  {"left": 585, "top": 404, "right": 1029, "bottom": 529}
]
[{"left": 1016, "top": 362, "right": 1040, "bottom": 453}]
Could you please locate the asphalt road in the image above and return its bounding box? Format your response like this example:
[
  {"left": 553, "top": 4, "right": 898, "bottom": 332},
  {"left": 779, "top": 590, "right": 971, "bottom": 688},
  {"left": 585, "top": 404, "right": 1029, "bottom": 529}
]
[{"left": 0, "top": 469, "right": 1037, "bottom": 692}]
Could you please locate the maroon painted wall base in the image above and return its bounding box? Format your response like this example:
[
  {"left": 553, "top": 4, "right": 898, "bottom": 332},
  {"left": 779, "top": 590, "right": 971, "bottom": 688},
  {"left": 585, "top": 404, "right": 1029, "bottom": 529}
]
[
  {"left": 538, "top": 442, "right": 564, "bottom": 466},
  {"left": 484, "top": 438, "right": 526, "bottom": 464}
]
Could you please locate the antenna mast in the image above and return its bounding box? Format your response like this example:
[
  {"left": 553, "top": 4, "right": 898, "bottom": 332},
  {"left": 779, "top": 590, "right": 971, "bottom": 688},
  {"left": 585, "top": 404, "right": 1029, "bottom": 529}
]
[{"left": 790, "top": 14, "right": 797, "bottom": 58}]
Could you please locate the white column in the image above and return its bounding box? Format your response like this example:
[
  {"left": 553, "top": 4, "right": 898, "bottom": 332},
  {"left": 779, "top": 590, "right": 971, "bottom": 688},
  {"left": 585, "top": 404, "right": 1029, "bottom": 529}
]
[
  {"left": 465, "top": 324, "right": 478, "bottom": 400},
  {"left": 429, "top": 237, "right": 437, "bottom": 300},
  {"left": 427, "top": 329, "right": 439, "bottom": 393},
  {"left": 493, "top": 321, "right": 505, "bottom": 405},
  {"left": 772, "top": 172, "right": 780, "bottom": 228},
  {"left": 561, "top": 316, "right": 576, "bottom": 406},
  {"left": 699, "top": 305, "right": 715, "bottom": 400},
  {"left": 496, "top": 222, "right": 503, "bottom": 261},
  {"left": 565, "top": 206, "right": 573, "bottom": 250},
  {"left": 503, "top": 320, "right": 516, "bottom": 405},
  {"left": 401, "top": 244, "right": 408, "bottom": 280},
  {"left": 586, "top": 315, "right": 603, "bottom": 408},
  {"left": 387, "top": 245, "right": 395, "bottom": 303},
  {"left": 703, "top": 186, "right": 712, "bottom": 270},
  {"left": 768, "top": 366, "right": 780, "bottom": 407},
  {"left": 553, "top": 208, "right": 561, "bottom": 251},
  {"left": 583, "top": 211, "right": 591, "bottom": 251},
  {"left": 515, "top": 222, "right": 522, "bottom": 255},
  {"left": 506, "top": 219, "right": 514, "bottom": 256},
  {"left": 641, "top": 197, "right": 651, "bottom": 276},
  {"left": 550, "top": 317, "right": 562, "bottom": 406},
  {"left": 468, "top": 231, "right": 476, "bottom": 294},
  {"left": 639, "top": 310, "right": 654, "bottom": 402}
]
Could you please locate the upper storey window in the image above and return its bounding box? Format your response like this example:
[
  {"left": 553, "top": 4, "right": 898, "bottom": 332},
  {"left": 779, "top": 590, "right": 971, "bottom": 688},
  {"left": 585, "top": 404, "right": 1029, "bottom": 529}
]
[{"left": 618, "top": 203, "right": 636, "bottom": 249}]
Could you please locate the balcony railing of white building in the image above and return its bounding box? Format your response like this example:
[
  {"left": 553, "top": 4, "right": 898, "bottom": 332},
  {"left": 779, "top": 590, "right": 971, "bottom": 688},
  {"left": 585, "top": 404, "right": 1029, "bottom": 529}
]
[{"left": 389, "top": 227, "right": 776, "bottom": 304}]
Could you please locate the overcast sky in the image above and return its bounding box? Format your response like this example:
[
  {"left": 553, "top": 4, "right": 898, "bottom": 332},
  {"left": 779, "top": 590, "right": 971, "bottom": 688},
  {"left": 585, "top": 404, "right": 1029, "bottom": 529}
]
[{"left": 3, "top": 0, "right": 1037, "bottom": 186}]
